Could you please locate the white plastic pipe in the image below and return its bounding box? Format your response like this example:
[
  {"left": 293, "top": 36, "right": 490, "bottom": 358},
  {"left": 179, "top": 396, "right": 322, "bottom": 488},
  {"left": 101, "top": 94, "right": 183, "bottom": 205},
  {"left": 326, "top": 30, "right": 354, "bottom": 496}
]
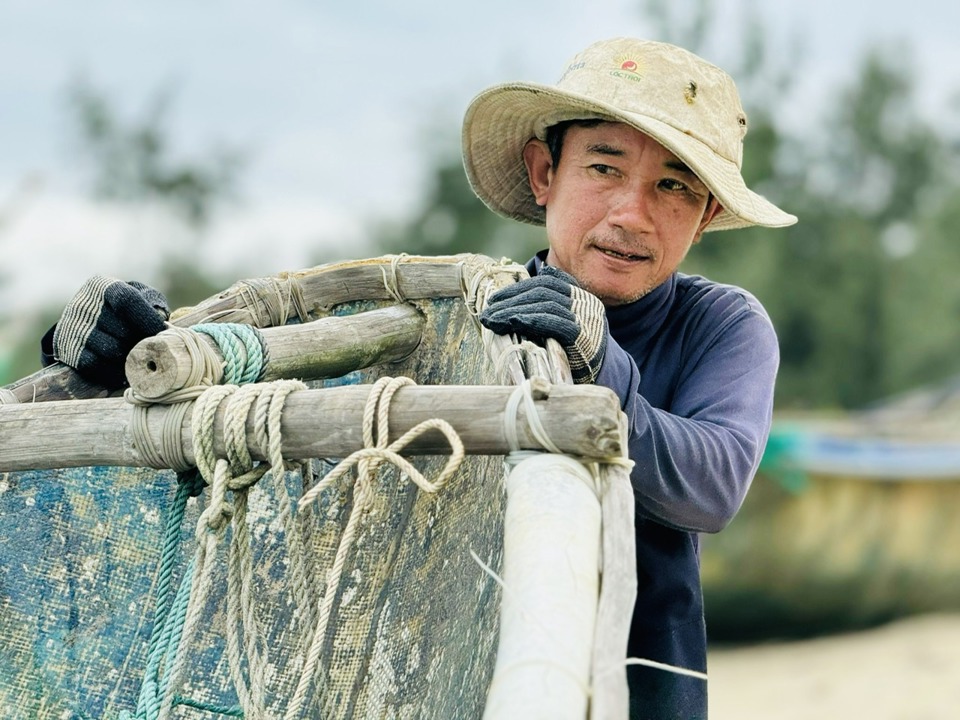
[{"left": 483, "top": 453, "right": 602, "bottom": 720}]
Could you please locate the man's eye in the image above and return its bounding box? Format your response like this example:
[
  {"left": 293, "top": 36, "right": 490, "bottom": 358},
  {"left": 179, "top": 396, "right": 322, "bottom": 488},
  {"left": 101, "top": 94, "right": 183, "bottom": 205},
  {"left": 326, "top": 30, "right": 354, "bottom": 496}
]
[
  {"left": 659, "top": 178, "right": 688, "bottom": 192},
  {"left": 590, "top": 164, "right": 616, "bottom": 175}
]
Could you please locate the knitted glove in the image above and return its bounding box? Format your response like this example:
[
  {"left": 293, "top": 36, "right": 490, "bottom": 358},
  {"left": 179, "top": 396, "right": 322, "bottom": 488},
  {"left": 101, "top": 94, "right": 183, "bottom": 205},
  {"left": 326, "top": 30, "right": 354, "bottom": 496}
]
[
  {"left": 480, "top": 265, "right": 608, "bottom": 384},
  {"left": 41, "top": 275, "right": 170, "bottom": 389}
]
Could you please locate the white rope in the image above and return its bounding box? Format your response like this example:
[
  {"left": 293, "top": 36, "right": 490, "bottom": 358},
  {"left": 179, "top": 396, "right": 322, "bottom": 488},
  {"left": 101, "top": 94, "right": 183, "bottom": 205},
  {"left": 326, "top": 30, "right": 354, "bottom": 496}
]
[
  {"left": 125, "top": 325, "right": 225, "bottom": 406},
  {"left": 154, "top": 380, "right": 311, "bottom": 720},
  {"left": 231, "top": 274, "right": 310, "bottom": 328},
  {"left": 131, "top": 399, "right": 194, "bottom": 471},
  {"left": 622, "top": 658, "right": 708, "bottom": 681},
  {"left": 460, "top": 257, "right": 527, "bottom": 319},
  {"left": 288, "top": 376, "right": 465, "bottom": 719},
  {"left": 125, "top": 325, "right": 226, "bottom": 473},
  {"left": 503, "top": 379, "right": 564, "bottom": 455},
  {"left": 380, "top": 253, "right": 409, "bottom": 304}
]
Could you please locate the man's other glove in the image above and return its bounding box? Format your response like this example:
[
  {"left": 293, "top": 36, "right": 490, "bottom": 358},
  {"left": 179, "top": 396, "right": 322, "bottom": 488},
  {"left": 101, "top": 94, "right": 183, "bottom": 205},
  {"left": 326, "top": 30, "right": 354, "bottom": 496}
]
[
  {"left": 41, "top": 276, "right": 170, "bottom": 389},
  {"left": 480, "top": 265, "right": 608, "bottom": 384}
]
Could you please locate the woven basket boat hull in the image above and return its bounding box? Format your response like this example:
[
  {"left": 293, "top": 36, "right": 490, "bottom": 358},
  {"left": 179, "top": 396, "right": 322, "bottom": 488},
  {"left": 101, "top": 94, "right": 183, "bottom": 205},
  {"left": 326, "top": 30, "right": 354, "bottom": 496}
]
[{"left": 0, "top": 256, "right": 513, "bottom": 718}]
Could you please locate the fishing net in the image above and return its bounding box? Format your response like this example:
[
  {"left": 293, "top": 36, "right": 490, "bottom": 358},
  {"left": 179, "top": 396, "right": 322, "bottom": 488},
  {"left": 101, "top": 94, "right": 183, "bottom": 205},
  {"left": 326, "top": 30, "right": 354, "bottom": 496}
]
[{"left": 0, "top": 255, "right": 520, "bottom": 719}]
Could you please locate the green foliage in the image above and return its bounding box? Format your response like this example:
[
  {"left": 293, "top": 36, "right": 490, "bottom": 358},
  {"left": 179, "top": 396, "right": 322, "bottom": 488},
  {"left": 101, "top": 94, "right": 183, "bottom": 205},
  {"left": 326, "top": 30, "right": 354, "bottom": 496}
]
[
  {"left": 4, "top": 5, "right": 958, "bottom": 409},
  {"left": 156, "top": 256, "right": 233, "bottom": 315},
  {"left": 375, "top": 154, "right": 546, "bottom": 263},
  {"left": 684, "top": 38, "right": 960, "bottom": 408},
  {"left": 2, "top": 307, "right": 60, "bottom": 387}
]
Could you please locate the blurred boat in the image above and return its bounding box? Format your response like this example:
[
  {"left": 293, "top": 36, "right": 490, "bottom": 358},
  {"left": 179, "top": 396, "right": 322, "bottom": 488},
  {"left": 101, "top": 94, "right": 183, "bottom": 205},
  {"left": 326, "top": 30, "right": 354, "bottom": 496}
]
[{"left": 701, "top": 377, "right": 960, "bottom": 640}]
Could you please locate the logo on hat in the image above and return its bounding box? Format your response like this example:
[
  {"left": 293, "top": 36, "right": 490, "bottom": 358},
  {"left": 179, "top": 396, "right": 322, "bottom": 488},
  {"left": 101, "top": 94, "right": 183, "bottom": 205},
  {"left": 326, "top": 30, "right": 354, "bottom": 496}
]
[{"left": 611, "top": 55, "right": 645, "bottom": 82}]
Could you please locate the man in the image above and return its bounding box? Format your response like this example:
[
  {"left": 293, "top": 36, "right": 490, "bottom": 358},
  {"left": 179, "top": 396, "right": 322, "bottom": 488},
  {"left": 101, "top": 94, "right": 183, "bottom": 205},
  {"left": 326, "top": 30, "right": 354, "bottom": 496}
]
[
  {"left": 45, "top": 36, "right": 794, "bottom": 720},
  {"left": 465, "top": 37, "right": 796, "bottom": 718}
]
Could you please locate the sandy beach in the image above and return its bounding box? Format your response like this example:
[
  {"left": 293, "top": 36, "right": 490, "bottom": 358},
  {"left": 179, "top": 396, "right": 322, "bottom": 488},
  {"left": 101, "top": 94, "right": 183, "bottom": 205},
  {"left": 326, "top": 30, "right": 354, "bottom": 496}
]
[{"left": 707, "top": 613, "right": 960, "bottom": 719}]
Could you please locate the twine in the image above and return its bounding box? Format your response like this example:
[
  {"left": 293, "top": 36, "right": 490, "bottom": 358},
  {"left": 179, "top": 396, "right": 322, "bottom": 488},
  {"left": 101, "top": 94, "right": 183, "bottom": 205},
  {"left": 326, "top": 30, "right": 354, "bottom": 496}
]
[
  {"left": 459, "top": 257, "right": 527, "bottom": 319},
  {"left": 380, "top": 253, "right": 409, "bottom": 304},
  {"left": 231, "top": 274, "right": 311, "bottom": 328},
  {"left": 288, "top": 376, "right": 465, "bottom": 719},
  {"left": 123, "top": 379, "right": 311, "bottom": 720},
  {"left": 126, "top": 322, "right": 271, "bottom": 474}
]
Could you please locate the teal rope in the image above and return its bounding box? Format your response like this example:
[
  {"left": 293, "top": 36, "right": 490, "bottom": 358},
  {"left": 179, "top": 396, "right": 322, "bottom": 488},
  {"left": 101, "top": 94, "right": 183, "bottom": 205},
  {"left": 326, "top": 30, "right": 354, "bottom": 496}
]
[
  {"left": 193, "top": 323, "right": 269, "bottom": 385},
  {"left": 173, "top": 695, "right": 244, "bottom": 717},
  {"left": 119, "top": 472, "right": 244, "bottom": 719}
]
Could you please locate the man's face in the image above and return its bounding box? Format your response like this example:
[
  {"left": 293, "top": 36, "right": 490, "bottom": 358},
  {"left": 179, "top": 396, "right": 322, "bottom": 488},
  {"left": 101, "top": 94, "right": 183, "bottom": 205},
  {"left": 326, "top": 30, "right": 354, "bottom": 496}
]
[{"left": 524, "top": 122, "right": 719, "bottom": 306}]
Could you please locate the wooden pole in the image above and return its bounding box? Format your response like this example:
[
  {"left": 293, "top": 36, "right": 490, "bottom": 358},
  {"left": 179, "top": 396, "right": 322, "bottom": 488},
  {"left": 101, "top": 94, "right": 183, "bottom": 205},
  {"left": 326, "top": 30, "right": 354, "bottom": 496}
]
[
  {"left": 125, "top": 305, "right": 424, "bottom": 400},
  {"left": 0, "top": 381, "right": 626, "bottom": 472},
  {"left": 3, "top": 254, "right": 525, "bottom": 404}
]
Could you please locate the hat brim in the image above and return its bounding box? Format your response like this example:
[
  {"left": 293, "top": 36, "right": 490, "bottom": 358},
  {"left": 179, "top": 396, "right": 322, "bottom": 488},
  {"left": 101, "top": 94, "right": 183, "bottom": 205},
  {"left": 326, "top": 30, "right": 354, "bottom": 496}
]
[{"left": 462, "top": 82, "right": 797, "bottom": 232}]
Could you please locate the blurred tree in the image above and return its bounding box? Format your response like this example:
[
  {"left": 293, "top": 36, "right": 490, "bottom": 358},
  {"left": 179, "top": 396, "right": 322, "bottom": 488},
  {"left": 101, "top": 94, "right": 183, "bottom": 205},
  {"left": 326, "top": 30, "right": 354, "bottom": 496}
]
[
  {"left": 1, "top": 80, "right": 244, "bottom": 384},
  {"left": 639, "top": 0, "right": 959, "bottom": 409},
  {"left": 65, "top": 76, "right": 244, "bottom": 308},
  {"left": 67, "top": 77, "right": 244, "bottom": 228},
  {"left": 748, "top": 47, "right": 955, "bottom": 408},
  {"left": 372, "top": 118, "right": 544, "bottom": 263},
  {"left": 371, "top": 0, "right": 960, "bottom": 410}
]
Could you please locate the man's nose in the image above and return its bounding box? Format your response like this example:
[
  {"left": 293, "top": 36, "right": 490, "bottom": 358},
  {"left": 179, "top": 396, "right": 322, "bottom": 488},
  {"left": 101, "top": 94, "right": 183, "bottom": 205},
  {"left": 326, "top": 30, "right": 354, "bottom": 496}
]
[{"left": 607, "top": 186, "right": 653, "bottom": 232}]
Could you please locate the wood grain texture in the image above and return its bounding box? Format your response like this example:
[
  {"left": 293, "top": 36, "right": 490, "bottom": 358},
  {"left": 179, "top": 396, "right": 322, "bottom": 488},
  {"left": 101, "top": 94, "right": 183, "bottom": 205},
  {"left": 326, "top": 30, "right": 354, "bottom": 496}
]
[
  {"left": 4, "top": 254, "right": 524, "bottom": 404},
  {"left": 125, "top": 304, "right": 424, "bottom": 399},
  {"left": 0, "top": 383, "right": 627, "bottom": 472}
]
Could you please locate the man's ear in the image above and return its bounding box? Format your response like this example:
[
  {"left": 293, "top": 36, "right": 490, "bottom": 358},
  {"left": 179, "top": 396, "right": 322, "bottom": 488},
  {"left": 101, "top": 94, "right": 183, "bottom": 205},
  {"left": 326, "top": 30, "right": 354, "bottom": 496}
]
[
  {"left": 693, "top": 196, "right": 723, "bottom": 243},
  {"left": 522, "top": 138, "right": 553, "bottom": 207}
]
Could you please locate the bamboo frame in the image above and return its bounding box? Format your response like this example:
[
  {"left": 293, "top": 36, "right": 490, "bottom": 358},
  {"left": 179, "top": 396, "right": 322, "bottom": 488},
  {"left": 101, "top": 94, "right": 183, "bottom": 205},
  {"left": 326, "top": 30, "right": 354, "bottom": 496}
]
[
  {"left": 0, "top": 381, "right": 626, "bottom": 472},
  {"left": 3, "top": 254, "right": 526, "bottom": 403},
  {"left": 125, "top": 305, "right": 424, "bottom": 400}
]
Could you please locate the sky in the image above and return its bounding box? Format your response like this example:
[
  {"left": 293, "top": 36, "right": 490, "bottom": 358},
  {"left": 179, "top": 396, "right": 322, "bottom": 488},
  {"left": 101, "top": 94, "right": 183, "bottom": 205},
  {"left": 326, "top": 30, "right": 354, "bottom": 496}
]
[{"left": 1, "top": 0, "right": 958, "bottom": 319}]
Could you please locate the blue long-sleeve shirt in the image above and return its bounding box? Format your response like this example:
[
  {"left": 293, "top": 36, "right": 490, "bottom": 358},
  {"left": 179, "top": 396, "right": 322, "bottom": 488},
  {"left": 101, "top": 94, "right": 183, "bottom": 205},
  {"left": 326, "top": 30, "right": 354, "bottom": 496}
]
[{"left": 527, "top": 253, "right": 779, "bottom": 719}]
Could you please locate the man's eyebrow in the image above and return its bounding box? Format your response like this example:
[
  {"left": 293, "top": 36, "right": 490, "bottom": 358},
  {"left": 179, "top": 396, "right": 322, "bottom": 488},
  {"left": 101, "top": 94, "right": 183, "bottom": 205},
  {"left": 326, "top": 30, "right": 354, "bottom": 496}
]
[
  {"left": 585, "top": 143, "right": 625, "bottom": 157},
  {"left": 665, "top": 159, "right": 697, "bottom": 177}
]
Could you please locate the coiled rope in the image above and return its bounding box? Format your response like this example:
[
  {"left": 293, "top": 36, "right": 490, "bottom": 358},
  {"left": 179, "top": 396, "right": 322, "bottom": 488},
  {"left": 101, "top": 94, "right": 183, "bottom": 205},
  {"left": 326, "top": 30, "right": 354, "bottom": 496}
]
[{"left": 125, "top": 367, "right": 464, "bottom": 718}]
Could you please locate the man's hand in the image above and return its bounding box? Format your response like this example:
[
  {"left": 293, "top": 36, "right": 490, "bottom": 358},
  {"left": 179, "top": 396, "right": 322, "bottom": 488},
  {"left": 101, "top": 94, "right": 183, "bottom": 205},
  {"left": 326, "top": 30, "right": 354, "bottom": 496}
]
[
  {"left": 480, "top": 265, "right": 608, "bottom": 383},
  {"left": 41, "top": 276, "right": 170, "bottom": 389}
]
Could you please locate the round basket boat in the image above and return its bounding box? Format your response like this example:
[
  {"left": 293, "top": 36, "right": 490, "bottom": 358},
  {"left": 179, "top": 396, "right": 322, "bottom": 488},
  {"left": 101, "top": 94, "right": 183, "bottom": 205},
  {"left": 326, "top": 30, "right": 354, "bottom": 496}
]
[{"left": 0, "top": 254, "right": 635, "bottom": 720}]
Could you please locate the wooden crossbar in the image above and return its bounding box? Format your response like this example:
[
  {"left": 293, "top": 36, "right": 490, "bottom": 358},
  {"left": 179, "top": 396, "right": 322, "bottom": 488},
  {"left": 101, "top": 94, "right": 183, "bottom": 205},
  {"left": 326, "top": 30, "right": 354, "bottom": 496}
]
[{"left": 0, "top": 382, "right": 626, "bottom": 472}]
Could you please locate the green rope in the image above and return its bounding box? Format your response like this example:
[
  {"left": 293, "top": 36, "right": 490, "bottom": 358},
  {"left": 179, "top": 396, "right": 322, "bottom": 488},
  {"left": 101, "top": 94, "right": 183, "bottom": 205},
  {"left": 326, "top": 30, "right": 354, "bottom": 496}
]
[
  {"left": 118, "top": 471, "right": 244, "bottom": 719},
  {"left": 193, "top": 323, "right": 269, "bottom": 385},
  {"left": 117, "top": 324, "right": 269, "bottom": 718},
  {"left": 173, "top": 695, "right": 244, "bottom": 717}
]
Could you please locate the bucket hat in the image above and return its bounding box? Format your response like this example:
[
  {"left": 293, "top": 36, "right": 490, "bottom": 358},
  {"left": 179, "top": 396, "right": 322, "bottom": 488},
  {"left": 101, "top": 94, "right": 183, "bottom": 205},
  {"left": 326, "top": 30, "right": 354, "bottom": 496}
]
[{"left": 462, "top": 37, "right": 797, "bottom": 231}]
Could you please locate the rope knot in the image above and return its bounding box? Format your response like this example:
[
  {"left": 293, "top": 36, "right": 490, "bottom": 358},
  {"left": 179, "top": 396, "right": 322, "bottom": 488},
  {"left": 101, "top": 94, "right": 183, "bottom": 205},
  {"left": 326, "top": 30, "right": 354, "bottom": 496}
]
[
  {"left": 198, "top": 496, "right": 234, "bottom": 537},
  {"left": 286, "top": 376, "right": 466, "bottom": 719},
  {"left": 176, "top": 469, "right": 207, "bottom": 498}
]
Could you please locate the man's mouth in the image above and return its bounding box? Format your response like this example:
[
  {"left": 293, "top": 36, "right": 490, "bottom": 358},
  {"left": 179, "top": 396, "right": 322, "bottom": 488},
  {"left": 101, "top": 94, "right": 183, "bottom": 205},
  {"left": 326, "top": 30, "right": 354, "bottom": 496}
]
[{"left": 597, "top": 246, "right": 649, "bottom": 262}]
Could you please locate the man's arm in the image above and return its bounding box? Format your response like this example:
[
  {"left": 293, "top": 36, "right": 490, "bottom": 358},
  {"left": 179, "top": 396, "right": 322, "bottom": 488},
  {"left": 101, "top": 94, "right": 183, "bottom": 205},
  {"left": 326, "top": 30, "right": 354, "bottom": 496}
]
[{"left": 596, "top": 307, "right": 778, "bottom": 533}]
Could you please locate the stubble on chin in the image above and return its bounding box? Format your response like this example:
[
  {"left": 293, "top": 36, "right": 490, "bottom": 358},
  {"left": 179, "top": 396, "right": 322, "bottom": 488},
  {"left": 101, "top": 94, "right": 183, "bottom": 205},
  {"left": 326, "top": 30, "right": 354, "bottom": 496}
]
[
  {"left": 575, "top": 259, "right": 660, "bottom": 307},
  {"left": 580, "top": 240, "right": 662, "bottom": 306},
  {"left": 584, "top": 279, "right": 655, "bottom": 307}
]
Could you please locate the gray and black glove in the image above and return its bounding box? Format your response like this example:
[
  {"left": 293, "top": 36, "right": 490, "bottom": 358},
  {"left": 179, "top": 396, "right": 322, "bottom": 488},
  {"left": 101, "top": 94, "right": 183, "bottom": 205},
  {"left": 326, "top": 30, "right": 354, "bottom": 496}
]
[
  {"left": 41, "top": 275, "right": 170, "bottom": 389},
  {"left": 480, "top": 265, "right": 608, "bottom": 384}
]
